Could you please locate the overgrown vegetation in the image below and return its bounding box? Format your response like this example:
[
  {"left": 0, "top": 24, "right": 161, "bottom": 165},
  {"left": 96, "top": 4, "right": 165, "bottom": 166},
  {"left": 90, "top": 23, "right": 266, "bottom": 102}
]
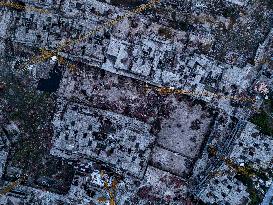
[
  {"left": 251, "top": 111, "right": 273, "bottom": 136},
  {"left": 251, "top": 98, "right": 273, "bottom": 136},
  {"left": 177, "top": 20, "right": 191, "bottom": 31},
  {"left": 225, "top": 159, "right": 268, "bottom": 205},
  {"left": 1, "top": 70, "right": 74, "bottom": 193},
  {"left": 158, "top": 27, "right": 173, "bottom": 39},
  {"left": 110, "top": 0, "right": 146, "bottom": 7},
  {"left": 1, "top": 71, "right": 55, "bottom": 169},
  {"left": 222, "top": 6, "right": 239, "bottom": 18},
  {"left": 235, "top": 173, "right": 262, "bottom": 205}
]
